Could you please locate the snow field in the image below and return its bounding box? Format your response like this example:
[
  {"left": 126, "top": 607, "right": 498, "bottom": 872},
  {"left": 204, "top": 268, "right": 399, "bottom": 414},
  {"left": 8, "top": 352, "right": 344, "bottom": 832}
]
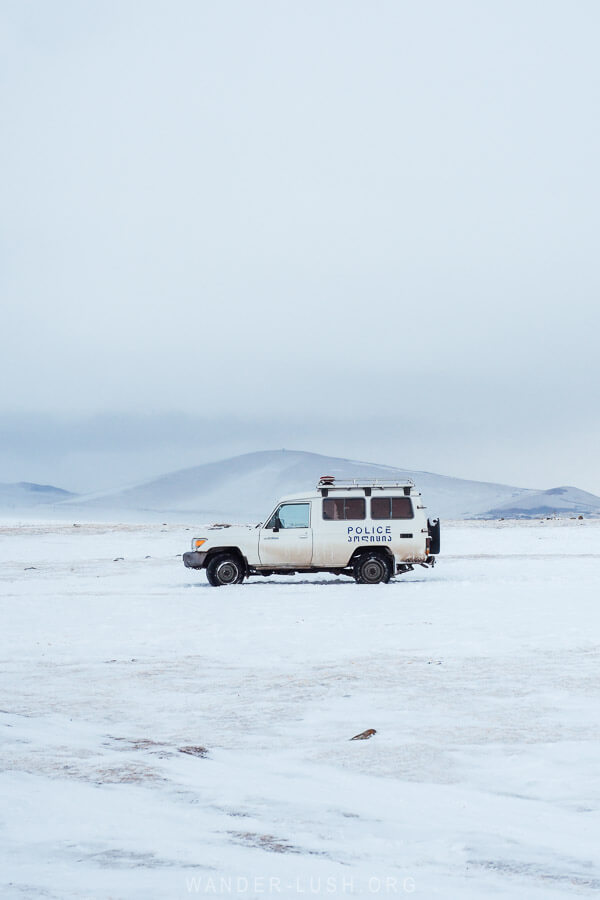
[{"left": 1, "top": 520, "right": 599, "bottom": 898}]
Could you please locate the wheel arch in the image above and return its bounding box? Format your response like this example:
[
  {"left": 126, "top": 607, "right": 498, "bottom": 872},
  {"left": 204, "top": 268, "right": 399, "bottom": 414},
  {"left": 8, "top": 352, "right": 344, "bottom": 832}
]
[
  {"left": 204, "top": 546, "right": 249, "bottom": 575},
  {"left": 348, "top": 545, "right": 395, "bottom": 568}
]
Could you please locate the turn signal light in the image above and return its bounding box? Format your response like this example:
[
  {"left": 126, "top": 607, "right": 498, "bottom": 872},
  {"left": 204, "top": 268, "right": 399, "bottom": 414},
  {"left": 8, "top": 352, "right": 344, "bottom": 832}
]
[{"left": 194, "top": 539, "right": 207, "bottom": 549}]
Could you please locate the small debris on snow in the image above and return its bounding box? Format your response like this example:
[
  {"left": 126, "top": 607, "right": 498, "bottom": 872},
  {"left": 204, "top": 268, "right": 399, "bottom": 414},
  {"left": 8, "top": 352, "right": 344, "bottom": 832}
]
[
  {"left": 178, "top": 746, "right": 209, "bottom": 758},
  {"left": 350, "top": 729, "right": 376, "bottom": 741},
  {"left": 227, "top": 831, "right": 318, "bottom": 856}
]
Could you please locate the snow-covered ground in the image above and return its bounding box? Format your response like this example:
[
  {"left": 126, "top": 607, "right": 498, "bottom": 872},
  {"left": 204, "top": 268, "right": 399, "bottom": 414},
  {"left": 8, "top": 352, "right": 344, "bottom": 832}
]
[{"left": 1, "top": 519, "right": 599, "bottom": 898}]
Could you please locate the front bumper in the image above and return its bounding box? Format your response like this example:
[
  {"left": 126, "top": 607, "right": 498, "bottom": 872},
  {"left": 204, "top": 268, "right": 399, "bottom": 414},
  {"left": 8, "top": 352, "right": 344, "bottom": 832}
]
[{"left": 183, "top": 550, "right": 208, "bottom": 569}]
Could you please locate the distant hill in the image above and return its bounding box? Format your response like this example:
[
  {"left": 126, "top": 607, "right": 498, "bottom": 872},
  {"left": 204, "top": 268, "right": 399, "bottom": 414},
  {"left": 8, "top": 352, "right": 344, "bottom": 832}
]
[
  {"left": 56, "top": 448, "right": 588, "bottom": 520},
  {"left": 483, "top": 485, "right": 600, "bottom": 518},
  {"left": 0, "top": 481, "right": 76, "bottom": 509},
  {"left": 4, "top": 451, "right": 599, "bottom": 519}
]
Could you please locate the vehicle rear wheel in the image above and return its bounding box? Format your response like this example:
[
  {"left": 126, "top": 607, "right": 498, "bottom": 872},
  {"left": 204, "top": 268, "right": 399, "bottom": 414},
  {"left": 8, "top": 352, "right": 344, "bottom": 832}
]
[
  {"left": 353, "top": 553, "right": 391, "bottom": 585},
  {"left": 206, "top": 553, "right": 245, "bottom": 586}
]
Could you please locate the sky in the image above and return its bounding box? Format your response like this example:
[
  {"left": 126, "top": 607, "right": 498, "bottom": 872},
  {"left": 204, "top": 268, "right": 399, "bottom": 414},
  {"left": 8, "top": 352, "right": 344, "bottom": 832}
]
[{"left": 2, "top": 0, "right": 599, "bottom": 494}]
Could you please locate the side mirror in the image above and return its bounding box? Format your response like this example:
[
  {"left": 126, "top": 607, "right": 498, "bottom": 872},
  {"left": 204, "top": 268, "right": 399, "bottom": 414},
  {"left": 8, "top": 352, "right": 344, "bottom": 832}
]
[{"left": 272, "top": 525, "right": 280, "bottom": 533}]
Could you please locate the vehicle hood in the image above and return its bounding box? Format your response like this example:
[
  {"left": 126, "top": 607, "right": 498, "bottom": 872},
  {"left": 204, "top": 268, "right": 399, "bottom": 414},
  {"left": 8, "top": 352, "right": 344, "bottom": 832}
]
[
  {"left": 202, "top": 523, "right": 259, "bottom": 544},
  {"left": 205, "top": 523, "right": 257, "bottom": 533}
]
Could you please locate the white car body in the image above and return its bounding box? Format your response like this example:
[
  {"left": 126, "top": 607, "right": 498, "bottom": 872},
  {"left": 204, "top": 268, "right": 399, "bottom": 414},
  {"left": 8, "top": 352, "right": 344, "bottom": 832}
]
[{"left": 183, "top": 477, "right": 440, "bottom": 586}]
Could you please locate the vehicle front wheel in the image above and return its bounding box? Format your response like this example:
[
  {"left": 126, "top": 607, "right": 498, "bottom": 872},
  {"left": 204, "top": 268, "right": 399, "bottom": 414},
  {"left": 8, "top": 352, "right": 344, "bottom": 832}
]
[
  {"left": 205, "top": 553, "right": 245, "bottom": 586},
  {"left": 353, "top": 553, "right": 391, "bottom": 585}
]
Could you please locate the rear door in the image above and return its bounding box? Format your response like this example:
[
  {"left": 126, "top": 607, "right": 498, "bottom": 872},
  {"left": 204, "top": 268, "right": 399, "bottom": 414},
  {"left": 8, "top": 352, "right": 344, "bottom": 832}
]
[
  {"left": 312, "top": 494, "right": 367, "bottom": 566},
  {"left": 258, "top": 502, "right": 312, "bottom": 567}
]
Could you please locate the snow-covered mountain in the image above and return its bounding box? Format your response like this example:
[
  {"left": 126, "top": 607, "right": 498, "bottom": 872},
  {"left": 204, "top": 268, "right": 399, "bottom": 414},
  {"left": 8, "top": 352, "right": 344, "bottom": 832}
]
[
  {"left": 0, "top": 481, "right": 76, "bottom": 510},
  {"left": 483, "top": 485, "right": 600, "bottom": 518},
  {"left": 4, "top": 451, "right": 599, "bottom": 519},
  {"left": 58, "top": 448, "right": 597, "bottom": 520}
]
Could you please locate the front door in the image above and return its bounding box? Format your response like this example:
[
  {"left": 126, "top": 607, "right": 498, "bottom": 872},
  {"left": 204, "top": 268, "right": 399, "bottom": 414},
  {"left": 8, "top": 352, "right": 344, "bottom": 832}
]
[{"left": 259, "top": 502, "right": 312, "bottom": 567}]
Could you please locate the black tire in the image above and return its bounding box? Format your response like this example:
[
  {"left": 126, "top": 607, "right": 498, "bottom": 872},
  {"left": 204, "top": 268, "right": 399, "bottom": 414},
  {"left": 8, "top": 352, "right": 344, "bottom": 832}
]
[
  {"left": 205, "top": 553, "right": 245, "bottom": 586},
  {"left": 353, "top": 553, "right": 391, "bottom": 585}
]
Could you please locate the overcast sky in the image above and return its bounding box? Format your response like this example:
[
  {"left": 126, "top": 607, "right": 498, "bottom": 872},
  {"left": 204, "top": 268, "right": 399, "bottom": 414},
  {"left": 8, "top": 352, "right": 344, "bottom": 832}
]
[{"left": 2, "top": 0, "right": 599, "bottom": 494}]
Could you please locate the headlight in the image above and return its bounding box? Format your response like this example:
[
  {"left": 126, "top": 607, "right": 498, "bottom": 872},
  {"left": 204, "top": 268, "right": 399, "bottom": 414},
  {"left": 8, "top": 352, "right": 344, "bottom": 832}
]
[{"left": 193, "top": 538, "right": 207, "bottom": 550}]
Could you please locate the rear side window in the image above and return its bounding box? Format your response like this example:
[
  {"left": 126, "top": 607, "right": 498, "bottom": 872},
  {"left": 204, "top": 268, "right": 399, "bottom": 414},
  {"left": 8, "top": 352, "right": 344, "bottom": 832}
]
[
  {"left": 323, "top": 497, "right": 366, "bottom": 520},
  {"left": 371, "top": 496, "right": 414, "bottom": 519}
]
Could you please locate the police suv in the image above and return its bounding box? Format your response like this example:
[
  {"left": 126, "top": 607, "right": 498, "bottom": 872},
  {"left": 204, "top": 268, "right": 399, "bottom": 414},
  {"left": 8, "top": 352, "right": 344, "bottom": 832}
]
[{"left": 183, "top": 476, "right": 440, "bottom": 586}]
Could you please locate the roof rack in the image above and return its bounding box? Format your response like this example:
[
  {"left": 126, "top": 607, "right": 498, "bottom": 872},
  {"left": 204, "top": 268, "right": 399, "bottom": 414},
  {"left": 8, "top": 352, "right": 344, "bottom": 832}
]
[{"left": 316, "top": 475, "right": 415, "bottom": 497}]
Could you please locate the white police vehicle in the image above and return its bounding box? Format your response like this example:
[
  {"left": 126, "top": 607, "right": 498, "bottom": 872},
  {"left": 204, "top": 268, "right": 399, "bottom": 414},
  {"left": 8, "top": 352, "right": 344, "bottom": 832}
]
[{"left": 183, "top": 476, "right": 440, "bottom": 586}]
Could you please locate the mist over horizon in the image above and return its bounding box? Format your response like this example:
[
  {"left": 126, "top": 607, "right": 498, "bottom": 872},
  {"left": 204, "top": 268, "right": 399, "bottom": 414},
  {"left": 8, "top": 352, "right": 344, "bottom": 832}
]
[{"left": 0, "top": 410, "right": 598, "bottom": 497}]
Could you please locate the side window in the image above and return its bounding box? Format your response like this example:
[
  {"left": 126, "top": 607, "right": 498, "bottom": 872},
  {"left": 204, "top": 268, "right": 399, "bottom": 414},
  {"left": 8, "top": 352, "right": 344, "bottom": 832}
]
[
  {"left": 371, "top": 496, "right": 414, "bottom": 519},
  {"left": 269, "top": 502, "right": 310, "bottom": 529},
  {"left": 322, "top": 497, "right": 366, "bottom": 520}
]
